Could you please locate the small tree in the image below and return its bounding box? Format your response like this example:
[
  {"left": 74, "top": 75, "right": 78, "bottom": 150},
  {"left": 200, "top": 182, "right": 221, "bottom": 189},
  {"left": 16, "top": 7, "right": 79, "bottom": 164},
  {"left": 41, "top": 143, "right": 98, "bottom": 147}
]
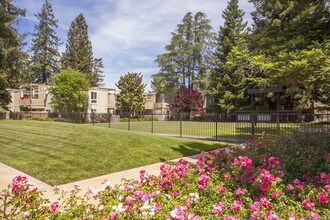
[
  {"left": 169, "top": 87, "right": 204, "bottom": 114},
  {"left": 49, "top": 69, "right": 89, "bottom": 113},
  {"left": 116, "top": 72, "right": 146, "bottom": 115}
]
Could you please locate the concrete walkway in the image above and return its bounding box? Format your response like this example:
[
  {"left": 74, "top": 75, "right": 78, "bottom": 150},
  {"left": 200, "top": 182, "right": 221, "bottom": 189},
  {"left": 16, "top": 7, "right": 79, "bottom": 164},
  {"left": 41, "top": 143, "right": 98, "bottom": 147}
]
[{"left": 0, "top": 147, "right": 236, "bottom": 202}]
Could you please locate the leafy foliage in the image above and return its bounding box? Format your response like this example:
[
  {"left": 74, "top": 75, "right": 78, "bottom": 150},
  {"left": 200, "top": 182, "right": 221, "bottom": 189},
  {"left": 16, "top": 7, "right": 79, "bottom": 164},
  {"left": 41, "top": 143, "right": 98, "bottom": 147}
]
[
  {"left": 115, "top": 72, "right": 146, "bottom": 114},
  {"left": 29, "top": 0, "right": 61, "bottom": 84},
  {"left": 49, "top": 69, "right": 89, "bottom": 113},
  {"left": 169, "top": 87, "right": 204, "bottom": 114}
]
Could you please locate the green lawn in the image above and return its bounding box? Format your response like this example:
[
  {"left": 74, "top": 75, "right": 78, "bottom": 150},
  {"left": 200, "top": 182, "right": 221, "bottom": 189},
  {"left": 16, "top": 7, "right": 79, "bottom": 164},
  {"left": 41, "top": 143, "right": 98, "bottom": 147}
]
[
  {"left": 96, "top": 120, "right": 319, "bottom": 140},
  {"left": 0, "top": 120, "right": 229, "bottom": 185}
]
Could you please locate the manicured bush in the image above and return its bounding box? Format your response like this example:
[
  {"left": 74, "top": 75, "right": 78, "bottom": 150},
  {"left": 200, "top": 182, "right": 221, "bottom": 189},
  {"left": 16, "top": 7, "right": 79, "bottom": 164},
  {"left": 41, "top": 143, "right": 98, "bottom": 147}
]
[
  {"left": 0, "top": 132, "right": 329, "bottom": 219},
  {"left": 0, "top": 107, "right": 6, "bottom": 119}
]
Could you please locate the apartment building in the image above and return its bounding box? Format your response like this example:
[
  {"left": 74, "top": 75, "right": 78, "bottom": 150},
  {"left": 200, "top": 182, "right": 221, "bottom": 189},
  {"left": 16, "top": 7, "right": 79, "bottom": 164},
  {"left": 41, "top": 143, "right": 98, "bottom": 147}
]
[
  {"left": 6, "top": 84, "right": 170, "bottom": 114},
  {"left": 7, "top": 84, "right": 52, "bottom": 112},
  {"left": 88, "top": 87, "right": 117, "bottom": 114}
]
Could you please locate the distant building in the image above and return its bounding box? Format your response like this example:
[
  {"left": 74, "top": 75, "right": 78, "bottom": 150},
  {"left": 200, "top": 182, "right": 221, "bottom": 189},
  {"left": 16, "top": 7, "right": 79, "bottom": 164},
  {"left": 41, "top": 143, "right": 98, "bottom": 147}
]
[
  {"left": 88, "top": 87, "right": 117, "bottom": 114},
  {"left": 6, "top": 84, "right": 171, "bottom": 115},
  {"left": 7, "top": 84, "right": 52, "bottom": 112}
]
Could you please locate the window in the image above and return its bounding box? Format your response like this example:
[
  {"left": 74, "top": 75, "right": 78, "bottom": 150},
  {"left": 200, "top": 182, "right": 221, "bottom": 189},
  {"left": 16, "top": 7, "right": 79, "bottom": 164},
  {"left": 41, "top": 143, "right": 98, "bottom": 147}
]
[
  {"left": 91, "top": 92, "right": 97, "bottom": 103},
  {"left": 91, "top": 109, "right": 97, "bottom": 113}
]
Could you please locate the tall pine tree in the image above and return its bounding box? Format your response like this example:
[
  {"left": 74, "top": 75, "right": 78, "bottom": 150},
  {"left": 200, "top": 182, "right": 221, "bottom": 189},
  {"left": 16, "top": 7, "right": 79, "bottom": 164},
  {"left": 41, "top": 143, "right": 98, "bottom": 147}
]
[
  {"left": 0, "top": 0, "right": 26, "bottom": 108},
  {"left": 153, "top": 12, "right": 213, "bottom": 94},
  {"left": 207, "top": 0, "right": 248, "bottom": 112},
  {"left": 30, "top": 0, "right": 61, "bottom": 84},
  {"left": 61, "top": 13, "right": 104, "bottom": 87}
]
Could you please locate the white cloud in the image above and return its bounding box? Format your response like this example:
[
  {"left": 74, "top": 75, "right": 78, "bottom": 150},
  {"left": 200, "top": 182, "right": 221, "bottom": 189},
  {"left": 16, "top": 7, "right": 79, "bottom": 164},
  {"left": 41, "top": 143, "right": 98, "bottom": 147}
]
[{"left": 17, "top": 0, "right": 254, "bottom": 91}]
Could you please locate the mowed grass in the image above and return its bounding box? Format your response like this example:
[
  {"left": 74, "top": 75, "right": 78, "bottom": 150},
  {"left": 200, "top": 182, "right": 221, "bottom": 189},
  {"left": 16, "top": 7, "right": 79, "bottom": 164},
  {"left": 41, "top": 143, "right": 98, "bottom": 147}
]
[{"left": 0, "top": 120, "right": 229, "bottom": 185}]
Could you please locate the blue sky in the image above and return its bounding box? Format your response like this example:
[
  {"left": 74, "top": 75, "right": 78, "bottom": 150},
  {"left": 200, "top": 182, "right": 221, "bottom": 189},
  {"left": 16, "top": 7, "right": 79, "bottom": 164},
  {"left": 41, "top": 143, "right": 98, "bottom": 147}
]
[{"left": 16, "top": 0, "right": 254, "bottom": 91}]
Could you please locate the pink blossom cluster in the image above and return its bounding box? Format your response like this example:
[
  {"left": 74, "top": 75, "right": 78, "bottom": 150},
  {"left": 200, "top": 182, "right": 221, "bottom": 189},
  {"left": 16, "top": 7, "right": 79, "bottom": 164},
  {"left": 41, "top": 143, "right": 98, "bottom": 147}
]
[{"left": 11, "top": 175, "right": 29, "bottom": 194}]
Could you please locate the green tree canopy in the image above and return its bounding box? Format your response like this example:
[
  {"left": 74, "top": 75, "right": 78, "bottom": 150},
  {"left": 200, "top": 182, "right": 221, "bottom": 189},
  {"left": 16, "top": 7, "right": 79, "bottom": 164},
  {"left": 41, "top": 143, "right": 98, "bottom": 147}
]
[
  {"left": 29, "top": 0, "right": 61, "bottom": 84},
  {"left": 116, "top": 72, "right": 146, "bottom": 115},
  {"left": 49, "top": 68, "right": 89, "bottom": 113},
  {"left": 153, "top": 12, "right": 214, "bottom": 94}
]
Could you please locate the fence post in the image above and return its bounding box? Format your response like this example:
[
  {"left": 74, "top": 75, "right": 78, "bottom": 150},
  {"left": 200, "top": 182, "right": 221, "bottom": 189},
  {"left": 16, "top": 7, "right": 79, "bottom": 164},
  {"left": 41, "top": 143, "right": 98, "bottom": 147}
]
[
  {"left": 180, "top": 113, "right": 182, "bottom": 138},
  {"left": 276, "top": 92, "right": 280, "bottom": 133},
  {"left": 251, "top": 112, "right": 255, "bottom": 136},
  {"left": 128, "top": 115, "right": 130, "bottom": 131},
  {"left": 215, "top": 114, "right": 218, "bottom": 141},
  {"left": 109, "top": 113, "right": 111, "bottom": 128},
  {"left": 151, "top": 112, "right": 154, "bottom": 134}
]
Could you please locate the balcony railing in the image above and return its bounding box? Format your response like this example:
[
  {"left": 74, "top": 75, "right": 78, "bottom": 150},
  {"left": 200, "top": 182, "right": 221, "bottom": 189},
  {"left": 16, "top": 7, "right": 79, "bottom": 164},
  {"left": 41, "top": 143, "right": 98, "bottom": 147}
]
[
  {"left": 154, "top": 103, "right": 168, "bottom": 109},
  {"left": 19, "top": 99, "right": 45, "bottom": 108}
]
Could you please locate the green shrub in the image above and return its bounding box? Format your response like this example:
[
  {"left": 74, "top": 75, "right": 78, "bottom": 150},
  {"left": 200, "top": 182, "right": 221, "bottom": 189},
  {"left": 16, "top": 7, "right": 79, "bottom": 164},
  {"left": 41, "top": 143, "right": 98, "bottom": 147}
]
[
  {"left": 236, "top": 131, "right": 330, "bottom": 182},
  {"left": 0, "top": 107, "right": 6, "bottom": 119}
]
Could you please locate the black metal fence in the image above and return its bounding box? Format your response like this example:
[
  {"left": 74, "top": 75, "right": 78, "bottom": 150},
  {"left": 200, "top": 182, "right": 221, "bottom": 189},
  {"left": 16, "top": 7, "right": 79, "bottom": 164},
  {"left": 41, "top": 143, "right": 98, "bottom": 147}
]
[{"left": 8, "top": 111, "right": 330, "bottom": 143}]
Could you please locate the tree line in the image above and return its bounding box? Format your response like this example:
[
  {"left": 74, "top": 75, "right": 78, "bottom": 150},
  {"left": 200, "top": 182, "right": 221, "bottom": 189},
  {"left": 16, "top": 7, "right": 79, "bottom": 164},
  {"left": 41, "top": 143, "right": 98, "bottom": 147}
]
[
  {"left": 152, "top": 0, "right": 330, "bottom": 112},
  {"left": 0, "top": 0, "right": 104, "bottom": 110}
]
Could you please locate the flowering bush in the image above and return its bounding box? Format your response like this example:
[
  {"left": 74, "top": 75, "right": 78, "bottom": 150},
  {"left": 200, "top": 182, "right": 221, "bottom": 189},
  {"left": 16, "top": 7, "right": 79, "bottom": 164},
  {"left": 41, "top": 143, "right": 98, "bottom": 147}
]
[{"left": 0, "top": 132, "right": 329, "bottom": 219}]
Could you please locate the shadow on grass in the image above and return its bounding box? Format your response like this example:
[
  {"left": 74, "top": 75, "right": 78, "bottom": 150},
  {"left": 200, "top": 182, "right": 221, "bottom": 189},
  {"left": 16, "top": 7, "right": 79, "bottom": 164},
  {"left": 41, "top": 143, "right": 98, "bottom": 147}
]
[{"left": 168, "top": 141, "right": 230, "bottom": 160}]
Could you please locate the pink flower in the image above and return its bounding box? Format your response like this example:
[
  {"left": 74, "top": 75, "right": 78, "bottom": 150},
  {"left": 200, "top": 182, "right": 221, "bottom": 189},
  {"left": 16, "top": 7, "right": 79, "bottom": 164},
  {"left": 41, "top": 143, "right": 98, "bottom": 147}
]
[
  {"left": 325, "top": 184, "right": 330, "bottom": 193},
  {"left": 302, "top": 198, "right": 315, "bottom": 209},
  {"left": 197, "top": 173, "right": 210, "bottom": 190},
  {"left": 108, "top": 212, "right": 118, "bottom": 219},
  {"left": 187, "top": 213, "right": 200, "bottom": 220},
  {"left": 259, "top": 182, "right": 268, "bottom": 193},
  {"left": 320, "top": 172, "right": 329, "bottom": 184},
  {"left": 217, "top": 185, "right": 227, "bottom": 193},
  {"left": 11, "top": 176, "right": 29, "bottom": 194},
  {"left": 50, "top": 202, "right": 59, "bottom": 213},
  {"left": 167, "top": 206, "right": 187, "bottom": 220},
  {"left": 234, "top": 156, "right": 252, "bottom": 169},
  {"left": 231, "top": 200, "right": 242, "bottom": 212},
  {"left": 267, "top": 212, "right": 279, "bottom": 220},
  {"left": 260, "top": 170, "right": 275, "bottom": 185},
  {"left": 235, "top": 188, "right": 245, "bottom": 195},
  {"left": 154, "top": 202, "right": 162, "bottom": 212},
  {"left": 140, "top": 170, "right": 150, "bottom": 183},
  {"left": 317, "top": 192, "right": 328, "bottom": 204},
  {"left": 260, "top": 196, "right": 272, "bottom": 209},
  {"left": 225, "top": 174, "right": 231, "bottom": 180},
  {"left": 308, "top": 212, "right": 320, "bottom": 220},
  {"left": 271, "top": 192, "right": 277, "bottom": 198},
  {"left": 212, "top": 201, "right": 224, "bottom": 215},
  {"left": 248, "top": 202, "right": 259, "bottom": 212},
  {"left": 287, "top": 184, "right": 294, "bottom": 191}
]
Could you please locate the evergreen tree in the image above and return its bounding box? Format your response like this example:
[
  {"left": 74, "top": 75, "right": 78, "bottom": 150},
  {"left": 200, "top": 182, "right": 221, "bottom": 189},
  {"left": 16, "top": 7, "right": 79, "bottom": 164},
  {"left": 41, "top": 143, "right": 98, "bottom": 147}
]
[
  {"left": 153, "top": 12, "right": 213, "bottom": 93},
  {"left": 30, "top": 0, "right": 61, "bottom": 84},
  {"left": 61, "top": 13, "right": 103, "bottom": 87},
  {"left": 248, "top": 0, "right": 330, "bottom": 110},
  {"left": 0, "top": 0, "right": 26, "bottom": 107},
  {"left": 207, "top": 0, "right": 247, "bottom": 111},
  {"left": 116, "top": 72, "right": 146, "bottom": 115}
]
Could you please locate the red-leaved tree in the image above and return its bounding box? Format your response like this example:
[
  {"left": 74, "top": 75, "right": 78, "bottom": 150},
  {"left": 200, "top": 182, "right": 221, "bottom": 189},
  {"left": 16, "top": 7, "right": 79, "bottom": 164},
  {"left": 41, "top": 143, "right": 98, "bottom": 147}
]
[{"left": 169, "top": 87, "right": 204, "bottom": 114}]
